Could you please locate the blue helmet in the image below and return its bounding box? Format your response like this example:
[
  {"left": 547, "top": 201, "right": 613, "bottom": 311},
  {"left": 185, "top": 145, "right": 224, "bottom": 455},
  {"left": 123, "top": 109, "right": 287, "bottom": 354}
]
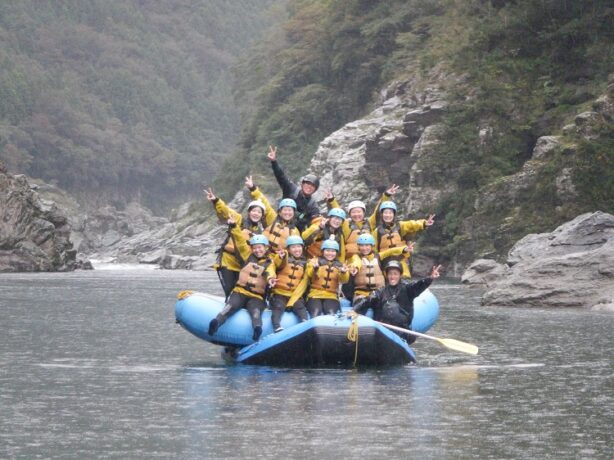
[
  {"left": 285, "top": 235, "right": 304, "bottom": 247},
  {"left": 321, "top": 239, "right": 340, "bottom": 252},
  {"left": 379, "top": 201, "right": 397, "bottom": 213},
  {"left": 327, "top": 207, "right": 346, "bottom": 220},
  {"left": 278, "top": 198, "right": 297, "bottom": 210},
  {"left": 356, "top": 234, "right": 375, "bottom": 246},
  {"left": 249, "top": 234, "right": 269, "bottom": 246}
]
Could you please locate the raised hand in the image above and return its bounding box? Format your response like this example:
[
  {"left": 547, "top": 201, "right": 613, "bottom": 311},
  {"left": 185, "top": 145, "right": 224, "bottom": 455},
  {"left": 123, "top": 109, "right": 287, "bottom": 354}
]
[
  {"left": 267, "top": 145, "right": 277, "bottom": 162},
  {"left": 425, "top": 214, "right": 436, "bottom": 226},
  {"left": 268, "top": 278, "right": 278, "bottom": 288},
  {"left": 404, "top": 242, "right": 415, "bottom": 253},
  {"left": 430, "top": 264, "right": 442, "bottom": 278},
  {"left": 227, "top": 216, "right": 236, "bottom": 226},
  {"left": 324, "top": 188, "right": 334, "bottom": 200},
  {"left": 276, "top": 249, "right": 286, "bottom": 259},
  {"left": 204, "top": 187, "right": 216, "bottom": 201},
  {"left": 386, "top": 184, "right": 400, "bottom": 196},
  {"left": 320, "top": 218, "right": 328, "bottom": 229},
  {"left": 349, "top": 265, "right": 358, "bottom": 276},
  {"left": 245, "top": 175, "right": 254, "bottom": 189},
  {"left": 340, "top": 264, "right": 349, "bottom": 273}
]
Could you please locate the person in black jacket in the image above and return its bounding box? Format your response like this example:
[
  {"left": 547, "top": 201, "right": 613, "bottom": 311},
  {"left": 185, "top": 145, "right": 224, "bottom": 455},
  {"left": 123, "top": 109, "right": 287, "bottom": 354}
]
[
  {"left": 267, "top": 145, "right": 321, "bottom": 232},
  {"left": 353, "top": 260, "right": 441, "bottom": 343}
]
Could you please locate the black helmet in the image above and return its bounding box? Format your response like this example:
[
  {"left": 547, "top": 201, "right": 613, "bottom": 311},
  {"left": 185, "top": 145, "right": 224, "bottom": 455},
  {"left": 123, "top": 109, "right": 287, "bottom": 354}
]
[
  {"left": 301, "top": 174, "right": 320, "bottom": 190},
  {"left": 384, "top": 260, "right": 403, "bottom": 273}
]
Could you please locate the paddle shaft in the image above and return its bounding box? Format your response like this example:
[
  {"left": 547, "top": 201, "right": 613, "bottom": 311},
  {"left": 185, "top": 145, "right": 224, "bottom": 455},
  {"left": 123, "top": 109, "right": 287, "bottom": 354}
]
[{"left": 375, "top": 320, "right": 479, "bottom": 355}]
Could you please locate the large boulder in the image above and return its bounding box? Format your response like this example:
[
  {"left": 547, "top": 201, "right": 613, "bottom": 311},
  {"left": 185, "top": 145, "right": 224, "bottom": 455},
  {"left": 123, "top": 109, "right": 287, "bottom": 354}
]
[
  {"left": 0, "top": 166, "right": 77, "bottom": 272},
  {"left": 475, "top": 212, "right": 614, "bottom": 310}
]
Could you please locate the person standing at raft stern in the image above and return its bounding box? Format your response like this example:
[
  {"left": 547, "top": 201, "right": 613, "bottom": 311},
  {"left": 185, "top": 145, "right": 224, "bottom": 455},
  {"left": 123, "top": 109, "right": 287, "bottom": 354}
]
[
  {"left": 267, "top": 145, "right": 321, "bottom": 232},
  {"left": 266, "top": 236, "right": 309, "bottom": 332},
  {"left": 205, "top": 184, "right": 273, "bottom": 300},
  {"left": 353, "top": 261, "right": 441, "bottom": 344},
  {"left": 208, "top": 218, "right": 273, "bottom": 342},
  {"left": 286, "top": 240, "right": 350, "bottom": 317}
]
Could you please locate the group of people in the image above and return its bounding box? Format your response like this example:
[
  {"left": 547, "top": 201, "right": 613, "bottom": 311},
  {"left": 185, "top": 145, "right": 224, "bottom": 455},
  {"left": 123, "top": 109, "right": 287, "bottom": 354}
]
[{"left": 205, "top": 146, "right": 441, "bottom": 342}]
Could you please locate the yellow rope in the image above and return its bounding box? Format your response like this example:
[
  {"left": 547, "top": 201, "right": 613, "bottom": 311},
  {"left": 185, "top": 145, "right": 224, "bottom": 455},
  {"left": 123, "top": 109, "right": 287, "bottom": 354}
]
[
  {"left": 346, "top": 311, "right": 359, "bottom": 366},
  {"left": 176, "top": 290, "right": 194, "bottom": 300}
]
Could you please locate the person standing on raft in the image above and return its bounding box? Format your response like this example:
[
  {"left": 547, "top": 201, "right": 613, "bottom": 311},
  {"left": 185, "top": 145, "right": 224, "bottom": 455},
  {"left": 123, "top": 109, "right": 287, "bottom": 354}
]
[
  {"left": 286, "top": 239, "right": 350, "bottom": 317},
  {"left": 205, "top": 183, "right": 274, "bottom": 300},
  {"left": 208, "top": 218, "right": 273, "bottom": 342},
  {"left": 245, "top": 175, "right": 301, "bottom": 254},
  {"left": 266, "top": 235, "right": 309, "bottom": 332},
  {"left": 302, "top": 207, "right": 347, "bottom": 261},
  {"left": 375, "top": 200, "right": 435, "bottom": 278},
  {"left": 352, "top": 261, "right": 441, "bottom": 343},
  {"left": 267, "top": 145, "right": 321, "bottom": 232}
]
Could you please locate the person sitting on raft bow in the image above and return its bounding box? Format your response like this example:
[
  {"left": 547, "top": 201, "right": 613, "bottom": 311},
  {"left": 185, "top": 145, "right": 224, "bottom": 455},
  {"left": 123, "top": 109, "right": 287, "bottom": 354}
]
[
  {"left": 347, "top": 233, "right": 414, "bottom": 304},
  {"left": 352, "top": 261, "right": 442, "bottom": 344},
  {"left": 266, "top": 235, "right": 309, "bottom": 333},
  {"left": 286, "top": 239, "right": 350, "bottom": 318},
  {"left": 301, "top": 207, "right": 346, "bottom": 261},
  {"left": 267, "top": 145, "right": 321, "bottom": 232},
  {"left": 205, "top": 182, "right": 275, "bottom": 300},
  {"left": 375, "top": 196, "right": 435, "bottom": 278},
  {"left": 245, "top": 175, "right": 301, "bottom": 254},
  {"left": 208, "top": 217, "right": 274, "bottom": 342}
]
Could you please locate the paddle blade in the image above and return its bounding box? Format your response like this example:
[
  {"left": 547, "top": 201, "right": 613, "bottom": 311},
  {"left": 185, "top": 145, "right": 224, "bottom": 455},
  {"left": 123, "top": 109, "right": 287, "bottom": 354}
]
[{"left": 437, "top": 338, "right": 479, "bottom": 355}]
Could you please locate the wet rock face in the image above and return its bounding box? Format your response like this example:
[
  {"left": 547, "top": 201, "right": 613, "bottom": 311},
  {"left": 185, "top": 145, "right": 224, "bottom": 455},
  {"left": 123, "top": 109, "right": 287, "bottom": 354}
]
[
  {"left": 0, "top": 168, "right": 76, "bottom": 272},
  {"left": 463, "top": 212, "right": 614, "bottom": 310}
]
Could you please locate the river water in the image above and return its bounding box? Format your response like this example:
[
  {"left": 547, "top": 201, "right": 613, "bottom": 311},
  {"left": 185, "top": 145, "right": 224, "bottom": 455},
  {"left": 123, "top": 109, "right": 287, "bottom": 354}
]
[{"left": 0, "top": 268, "right": 612, "bottom": 459}]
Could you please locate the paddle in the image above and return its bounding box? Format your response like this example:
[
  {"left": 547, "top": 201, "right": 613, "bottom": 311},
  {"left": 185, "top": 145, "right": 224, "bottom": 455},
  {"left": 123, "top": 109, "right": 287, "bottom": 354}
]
[{"left": 376, "top": 321, "right": 479, "bottom": 355}]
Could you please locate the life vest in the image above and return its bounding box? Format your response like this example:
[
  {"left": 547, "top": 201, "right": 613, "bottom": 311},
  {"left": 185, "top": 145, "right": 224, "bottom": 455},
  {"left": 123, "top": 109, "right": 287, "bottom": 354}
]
[
  {"left": 377, "top": 223, "right": 404, "bottom": 251},
  {"left": 306, "top": 226, "right": 343, "bottom": 258},
  {"left": 354, "top": 255, "right": 385, "bottom": 292},
  {"left": 275, "top": 256, "right": 307, "bottom": 292},
  {"left": 344, "top": 220, "right": 372, "bottom": 258},
  {"left": 222, "top": 222, "right": 263, "bottom": 256},
  {"left": 264, "top": 218, "right": 296, "bottom": 252},
  {"left": 235, "top": 256, "right": 271, "bottom": 296},
  {"left": 310, "top": 258, "right": 344, "bottom": 293}
]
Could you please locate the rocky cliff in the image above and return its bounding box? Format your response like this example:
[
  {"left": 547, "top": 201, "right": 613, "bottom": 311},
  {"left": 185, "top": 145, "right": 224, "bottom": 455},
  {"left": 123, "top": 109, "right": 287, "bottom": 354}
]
[
  {"left": 462, "top": 212, "right": 614, "bottom": 311},
  {"left": 0, "top": 163, "right": 76, "bottom": 272}
]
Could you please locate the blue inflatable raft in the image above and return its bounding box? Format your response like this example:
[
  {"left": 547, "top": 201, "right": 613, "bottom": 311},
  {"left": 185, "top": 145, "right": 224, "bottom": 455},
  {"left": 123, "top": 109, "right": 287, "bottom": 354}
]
[{"left": 175, "top": 290, "right": 439, "bottom": 366}]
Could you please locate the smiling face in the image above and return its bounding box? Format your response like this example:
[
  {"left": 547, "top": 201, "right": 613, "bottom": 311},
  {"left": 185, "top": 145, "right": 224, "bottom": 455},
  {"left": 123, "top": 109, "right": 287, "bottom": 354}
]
[
  {"left": 279, "top": 206, "right": 295, "bottom": 221},
  {"left": 322, "top": 248, "right": 337, "bottom": 261},
  {"left": 381, "top": 209, "right": 395, "bottom": 224},
  {"left": 301, "top": 182, "right": 316, "bottom": 196},
  {"left": 329, "top": 216, "right": 343, "bottom": 229},
  {"left": 248, "top": 207, "right": 263, "bottom": 223},
  {"left": 385, "top": 268, "right": 402, "bottom": 286},
  {"left": 288, "top": 244, "right": 304, "bottom": 258},
  {"left": 251, "top": 244, "right": 267, "bottom": 258},
  {"left": 349, "top": 207, "right": 365, "bottom": 222},
  {"left": 358, "top": 244, "right": 373, "bottom": 256}
]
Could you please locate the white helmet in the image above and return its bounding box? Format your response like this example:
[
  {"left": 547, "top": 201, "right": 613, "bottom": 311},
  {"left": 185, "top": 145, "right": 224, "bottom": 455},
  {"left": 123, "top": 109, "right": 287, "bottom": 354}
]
[
  {"left": 347, "top": 200, "right": 366, "bottom": 212},
  {"left": 247, "top": 200, "right": 266, "bottom": 212}
]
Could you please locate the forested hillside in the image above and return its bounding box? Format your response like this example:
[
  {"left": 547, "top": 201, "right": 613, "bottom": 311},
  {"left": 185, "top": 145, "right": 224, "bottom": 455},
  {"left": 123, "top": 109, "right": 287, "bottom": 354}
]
[
  {"left": 0, "top": 0, "right": 281, "bottom": 212},
  {"left": 217, "top": 0, "right": 613, "bottom": 218}
]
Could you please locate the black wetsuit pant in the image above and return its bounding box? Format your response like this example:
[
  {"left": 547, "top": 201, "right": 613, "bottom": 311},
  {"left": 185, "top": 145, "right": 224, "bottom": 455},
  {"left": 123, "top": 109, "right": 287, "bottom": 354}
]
[
  {"left": 306, "top": 298, "right": 340, "bottom": 317},
  {"left": 215, "top": 292, "right": 265, "bottom": 330},
  {"left": 269, "top": 294, "right": 308, "bottom": 329},
  {"left": 380, "top": 305, "right": 416, "bottom": 344},
  {"left": 217, "top": 267, "right": 239, "bottom": 300}
]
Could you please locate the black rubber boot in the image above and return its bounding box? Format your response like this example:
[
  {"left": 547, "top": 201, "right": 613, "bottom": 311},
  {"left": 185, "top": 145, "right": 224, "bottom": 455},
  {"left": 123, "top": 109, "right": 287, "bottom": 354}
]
[
  {"left": 252, "top": 326, "right": 262, "bottom": 341},
  {"left": 208, "top": 319, "right": 219, "bottom": 336}
]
